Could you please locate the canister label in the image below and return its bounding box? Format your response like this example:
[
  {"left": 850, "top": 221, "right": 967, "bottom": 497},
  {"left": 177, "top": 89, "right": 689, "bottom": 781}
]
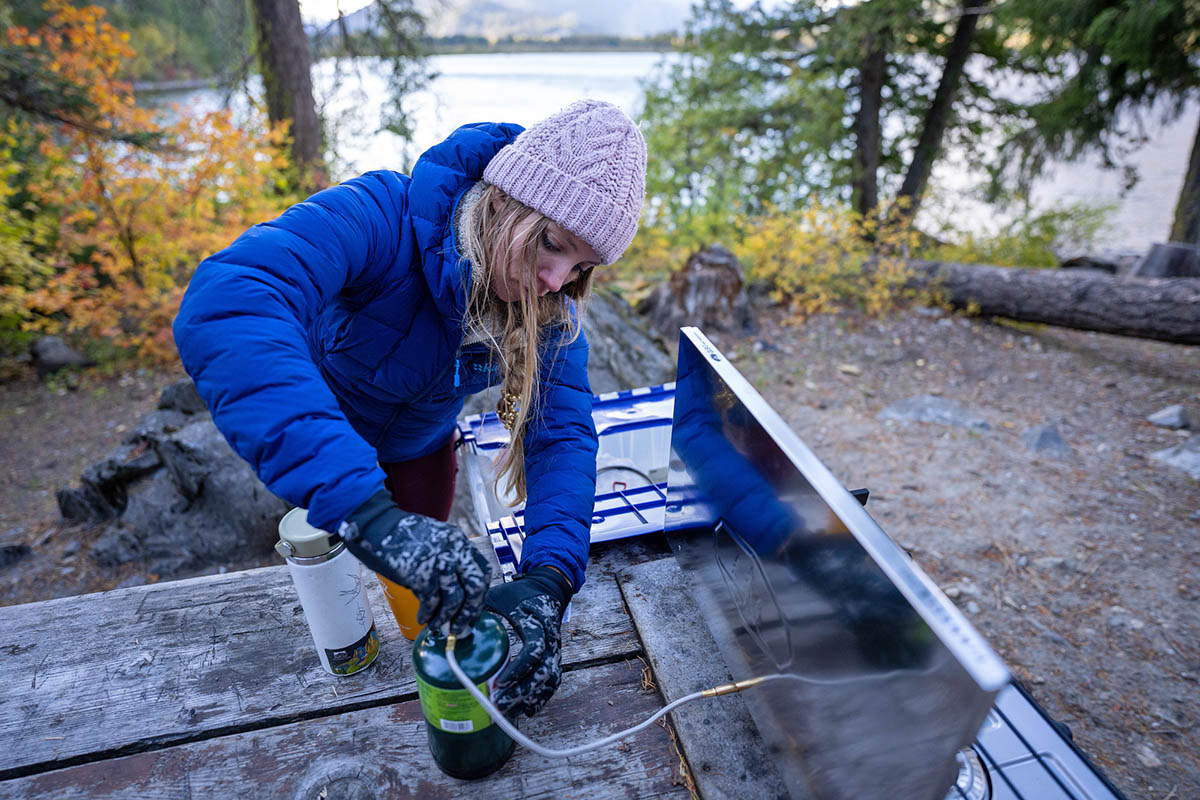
[
  {"left": 416, "top": 674, "right": 498, "bottom": 733},
  {"left": 325, "top": 626, "right": 380, "bottom": 675}
]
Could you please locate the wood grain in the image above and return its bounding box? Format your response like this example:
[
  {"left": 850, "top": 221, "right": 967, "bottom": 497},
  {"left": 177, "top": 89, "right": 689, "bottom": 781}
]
[
  {"left": 0, "top": 548, "right": 642, "bottom": 780},
  {"left": 0, "top": 661, "right": 691, "bottom": 799},
  {"left": 619, "top": 557, "right": 792, "bottom": 800}
]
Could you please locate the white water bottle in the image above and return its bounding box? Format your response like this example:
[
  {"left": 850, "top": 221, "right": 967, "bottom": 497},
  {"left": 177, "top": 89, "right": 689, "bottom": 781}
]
[{"left": 276, "top": 508, "right": 380, "bottom": 676}]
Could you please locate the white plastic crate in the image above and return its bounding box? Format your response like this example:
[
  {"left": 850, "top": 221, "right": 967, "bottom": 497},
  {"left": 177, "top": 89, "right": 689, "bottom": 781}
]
[{"left": 458, "top": 383, "right": 675, "bottom": 580}]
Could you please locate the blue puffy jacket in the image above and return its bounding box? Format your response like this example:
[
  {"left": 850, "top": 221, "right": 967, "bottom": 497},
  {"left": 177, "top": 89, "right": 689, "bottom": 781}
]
[{"left": 173, "top": 122, "right": 599, "bottom": 589}]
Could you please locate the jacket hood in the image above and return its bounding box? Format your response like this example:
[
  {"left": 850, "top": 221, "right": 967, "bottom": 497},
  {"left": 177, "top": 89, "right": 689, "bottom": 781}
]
[{"left": 408, "top": 122, "right": 524, "bottom": 325}]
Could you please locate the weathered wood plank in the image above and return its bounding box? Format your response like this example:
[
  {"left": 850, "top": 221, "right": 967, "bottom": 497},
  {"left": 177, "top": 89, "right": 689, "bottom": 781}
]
[
  {"left": 619, "top": 557, "right": 792, "bottom": 800},
  {"left": 0, "top": 545, "right": 641, "bottom": 779},
  {"left": 0, "top": 661, "right": 691, "bottom": 799}
]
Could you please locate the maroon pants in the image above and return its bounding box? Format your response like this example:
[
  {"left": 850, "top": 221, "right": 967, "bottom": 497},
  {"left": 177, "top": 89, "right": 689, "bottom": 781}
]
[{"left": 381, "top": 434, "right": 459, "bottom": 523}]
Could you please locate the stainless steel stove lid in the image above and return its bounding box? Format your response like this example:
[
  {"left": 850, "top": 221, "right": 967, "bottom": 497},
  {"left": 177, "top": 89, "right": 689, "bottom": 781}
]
[{"left": 665, "top": 326, "right": 1010, "bottom": 800}]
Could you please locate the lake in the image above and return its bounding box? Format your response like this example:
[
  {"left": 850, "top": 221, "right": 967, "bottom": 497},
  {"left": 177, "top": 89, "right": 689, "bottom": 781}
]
[{"left": 161, "top": 51, "right": 1196, "bottom": 257}]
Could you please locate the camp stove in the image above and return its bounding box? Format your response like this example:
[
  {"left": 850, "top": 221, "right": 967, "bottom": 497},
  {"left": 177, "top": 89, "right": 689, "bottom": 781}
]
[{"left": 457, "top": 330, "right": 1127, "bottom": 800}]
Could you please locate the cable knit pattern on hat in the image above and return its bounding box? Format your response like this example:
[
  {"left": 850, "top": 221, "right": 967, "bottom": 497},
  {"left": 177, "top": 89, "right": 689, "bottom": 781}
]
[{"left": 483, "top": 100, "right": 647, "bottom": 265}]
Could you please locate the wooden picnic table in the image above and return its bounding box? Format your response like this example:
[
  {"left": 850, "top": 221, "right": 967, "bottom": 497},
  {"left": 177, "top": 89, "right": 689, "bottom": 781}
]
[{"left": 0, "top": 532, "right": 787, "bottom": 799}]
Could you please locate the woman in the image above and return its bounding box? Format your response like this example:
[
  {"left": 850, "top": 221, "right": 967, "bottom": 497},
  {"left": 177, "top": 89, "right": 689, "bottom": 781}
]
[{"left": 173, "top": 100, "right": 647, "bottom": 718}]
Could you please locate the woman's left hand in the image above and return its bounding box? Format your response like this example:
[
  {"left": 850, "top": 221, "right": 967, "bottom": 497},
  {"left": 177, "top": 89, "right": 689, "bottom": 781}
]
[{"left": 484, "top": 566, "right": 573, "bottom": 717}]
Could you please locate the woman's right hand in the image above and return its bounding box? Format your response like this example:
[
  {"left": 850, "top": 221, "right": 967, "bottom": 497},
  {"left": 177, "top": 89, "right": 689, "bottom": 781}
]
[{"left": 340, "top": 490, "right": 492, "bottom": 636}]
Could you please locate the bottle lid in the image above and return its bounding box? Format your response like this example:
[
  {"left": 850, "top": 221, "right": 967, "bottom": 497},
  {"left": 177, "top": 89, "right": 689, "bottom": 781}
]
[{"left": 276, "top": 508, "right": 341, "bottom": 559}]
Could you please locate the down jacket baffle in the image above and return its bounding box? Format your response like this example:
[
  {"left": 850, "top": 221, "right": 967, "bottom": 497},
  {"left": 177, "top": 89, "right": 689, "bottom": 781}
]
[{"left": 173, "top": 122, "right": 599, "bottom": 590}]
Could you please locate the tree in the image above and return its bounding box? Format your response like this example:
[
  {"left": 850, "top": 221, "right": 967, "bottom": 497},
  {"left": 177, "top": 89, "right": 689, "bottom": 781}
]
[
  {"left": 249, "top": 0, "right": 325, "bottom": 187},
  {"left": 316, "top": 0, "right": 434, "bottom": 150},
  {"left": 1, "top": 1, "right": 297, "bottom": 361},
  {"left": 640, "top": 0, "right": 1017, "bottom": 227},
  {"left": 994, "top": 0, "right": 1200, "bottom": 244},
  {"left": 7, "top": 0, "right": 253, "bottom": 82},
  {"left": 907, "top": 259, "right": 1200, "bottom": 345},
  {"left": 1172, "top": 124, "right": 1200, "bottom": 244},
  {"left": 251, "top": 0, "right": 433, "bottom": 184},
  {"left": 892, "top": 0, "right": 982, "bottom": 221}
]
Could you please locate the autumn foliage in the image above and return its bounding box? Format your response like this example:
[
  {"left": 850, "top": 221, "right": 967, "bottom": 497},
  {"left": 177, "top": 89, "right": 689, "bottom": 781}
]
[{"left": 2, "top": 1, "right": 298, "bottom": 363}]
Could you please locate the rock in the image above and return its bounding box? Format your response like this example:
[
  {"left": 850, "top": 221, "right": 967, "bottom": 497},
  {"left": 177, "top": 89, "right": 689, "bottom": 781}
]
[
  {"left": 1107, "top": 606, "right": 1146, "bottom": 630},
  {"left": 1147, "top": 404, "right": 1191, "bottom": 429},
  {"left": 965, "top": 600, "right": 981, "bottom": 615},
  {"left": 1022, "top": 424, "right": 1074, "bottom": 458},
  {"left": 1151, "top": 435, "right": 1200, "bottom": 479},
  {"left": 89, "top": 419, "right": 289, "bottom": 577},
  {"left": 1032, "top": 556, "right": 1085, "bottom": 574},
  {"left": 1135, "top": 743, "right": 1163, "bottom": 769},
  {"left": 61, "top": 383, "right": 288, "bottom": 578},
  {"left": 636, "top": 245, "right": 754, "bottom": 337},
  {"left": 877, "top": 395, "right": 990, "bottom": 430},
  {"left": 61, "top": 540, "right": 81, "bottom": 559},
  {"left": 30, "top": 336, "right": 94, "bottom": 378},
  {"left": 0, "top": 543, "right": 31, "bottom": 569},
  {"left": 124, "top": 409, "right": 188, "bottom": 443},
  {"left": 580, "top": 287, "right": 676, "bottom": 395},
  {"left": 116, "top": 574, "right": 148, "bottom": 589},
  {"left": 1129, "top": 241, "right": 1200, "bottom": 278},
  {"left": 57, "top": 440, "right": 162, "bottom": 523},
  {"left": 158, "top": 378, "right": 208, "bottom": 415},
  {"left": 57, "top": 483, "right": 119, "bottom": 523}
]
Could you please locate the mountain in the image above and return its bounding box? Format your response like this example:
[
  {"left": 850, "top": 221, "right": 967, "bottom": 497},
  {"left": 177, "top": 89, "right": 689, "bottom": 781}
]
[{"left": 331, "top": 0, "right": 690, "bottom": 41}]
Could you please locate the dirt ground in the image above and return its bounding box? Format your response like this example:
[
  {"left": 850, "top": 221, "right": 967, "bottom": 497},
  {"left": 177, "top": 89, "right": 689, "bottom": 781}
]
[{"left": 0, "top": 304, "right": 1196, "bottom": 799}]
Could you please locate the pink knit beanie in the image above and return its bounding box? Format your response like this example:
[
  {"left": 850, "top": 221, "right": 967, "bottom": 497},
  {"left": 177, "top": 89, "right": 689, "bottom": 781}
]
[{"left": 483, "top": 100, "right": 647, "bottom": 265}]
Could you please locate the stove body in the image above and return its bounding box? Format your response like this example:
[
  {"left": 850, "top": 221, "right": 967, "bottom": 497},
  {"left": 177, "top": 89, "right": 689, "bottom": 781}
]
[{"left": 457, "top": 328, "right": 1127, "bottom": 800}]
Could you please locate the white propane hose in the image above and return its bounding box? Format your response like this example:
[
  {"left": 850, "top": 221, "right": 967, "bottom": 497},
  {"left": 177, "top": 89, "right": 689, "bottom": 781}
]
[{"left": 444, "top": 634, "right": 880, "bottom": 759}]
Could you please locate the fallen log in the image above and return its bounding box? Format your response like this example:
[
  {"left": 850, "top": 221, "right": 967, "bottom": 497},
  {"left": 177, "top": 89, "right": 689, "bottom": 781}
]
[{"left": 906, "top": 259, "right": 1200, "bottom": 345}]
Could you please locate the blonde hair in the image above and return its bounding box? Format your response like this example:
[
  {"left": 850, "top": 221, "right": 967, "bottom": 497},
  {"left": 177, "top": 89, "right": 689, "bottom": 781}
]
[{"left": 461, "top": 183, "right": 594, "bottom": 504}]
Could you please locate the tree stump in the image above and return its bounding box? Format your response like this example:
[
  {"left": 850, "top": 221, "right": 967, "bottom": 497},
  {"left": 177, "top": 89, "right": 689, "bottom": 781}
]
[
  {"left": 636, "top": 245, "right": 754, "bottom": 340},
  {"left": 1130, "top": 242, "right": 1200, "bottom": 278}
]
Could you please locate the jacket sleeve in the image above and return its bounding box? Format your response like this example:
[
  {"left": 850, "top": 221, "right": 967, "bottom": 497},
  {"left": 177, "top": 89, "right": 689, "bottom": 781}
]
[
  {"left": 173, "top": 171, "right": 412, "bottom": 532},
  {"left": 518, "top": 328, "right": 598, "bottom": 590}
]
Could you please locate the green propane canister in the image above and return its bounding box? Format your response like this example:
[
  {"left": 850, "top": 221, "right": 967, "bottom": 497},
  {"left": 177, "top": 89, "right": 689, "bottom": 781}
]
[{"left": 412, "top": 611, "right": 516, "bottom": 779}]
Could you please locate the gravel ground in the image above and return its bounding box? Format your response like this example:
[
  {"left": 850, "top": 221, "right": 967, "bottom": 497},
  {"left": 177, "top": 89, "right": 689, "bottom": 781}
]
[
  {"left": 0, "top": 304, "right": 1197, "bottom": 798},
  {"left": 716, "top": 307, "right": 1199, "bottom": 800}
]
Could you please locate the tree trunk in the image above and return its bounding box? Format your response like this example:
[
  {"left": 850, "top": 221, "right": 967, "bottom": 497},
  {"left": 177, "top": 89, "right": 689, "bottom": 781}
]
[
  {"left": 249, "top": 0, "right": 325, "bottom": 188},
  {"left": 851, "top": 30, "right": 886, "bottom": 218},
  {"left": 906, "top": 260, "right": 1200, "bottom": 345},
  {"left": 894, "top": 1, "right": 981, "bottom": 219},
  {"left": 1170, "top": 116, "right": 1200, "bottom": 245}
]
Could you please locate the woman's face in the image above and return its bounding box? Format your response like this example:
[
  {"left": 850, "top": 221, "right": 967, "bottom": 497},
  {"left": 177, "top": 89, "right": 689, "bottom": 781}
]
[{"left": 490, "top": 218, "right": 600, "bottom": 303}]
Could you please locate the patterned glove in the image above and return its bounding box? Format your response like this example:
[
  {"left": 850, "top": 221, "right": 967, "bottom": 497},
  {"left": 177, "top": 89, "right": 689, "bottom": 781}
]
[
  {"left": 484, "top": 566, "right": 573, "bottom": 717},
  {"left": 340, "top": 489, "right": 492, "bottom": 637}
]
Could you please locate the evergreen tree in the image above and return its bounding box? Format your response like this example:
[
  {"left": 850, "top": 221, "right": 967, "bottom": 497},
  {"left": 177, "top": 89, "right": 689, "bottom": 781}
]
[
  {"left": 250, "top": 0, "right": 325, "bottom": 187},
  {"left": 640, "top": 0, "right": 1011, "bottom": 225},
  {"left": 643, "top": 0, "right": 1198, "bottom": 242},
  {"left": 996, "top": 0, "right": 1200, "bottom": 244}
]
